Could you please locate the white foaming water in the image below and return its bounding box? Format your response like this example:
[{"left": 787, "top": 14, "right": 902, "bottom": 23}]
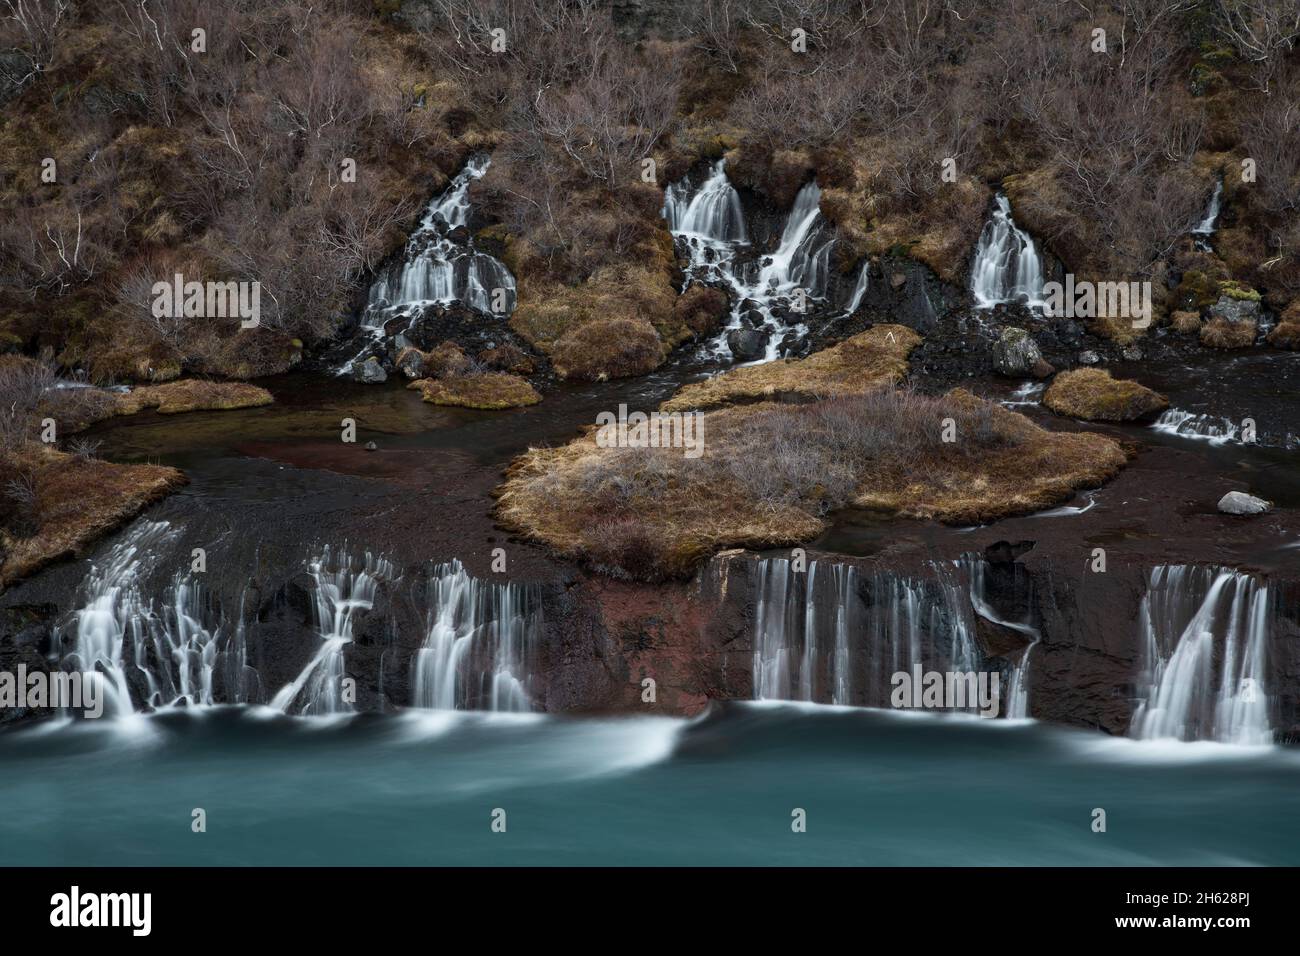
[
  {"left": 1131, "top": 566, "right": 1273, "bottom": 745},
  {"left": 751, "top": 557, "right": 984, "bottom": 711},
  {"left": 970, "top": 193, "right": 1045, "bottom": 310},
  {"left": 58, "top": 520, "right": 233, "bottom": 716},
  {"left": 1193, "top": 179, "right": 1223, "bottom": 250},
  {"left": 271, "top": 547, "right": 396, "bottom": 716},
  {"left": 1151, "top": 408, "right": 1240, "bottom": 445},
  {"left": 339, "top": 155, "right": 515, "bottom": 374},
  {"left": 663, "top": 160, "right": 834, "bottom": 363},
  {"left": 1001, "top": 381, "right": 1044, "bottom": 407},
  {"left": 411, "top": 559, "right": 542, "bottom": 712}
]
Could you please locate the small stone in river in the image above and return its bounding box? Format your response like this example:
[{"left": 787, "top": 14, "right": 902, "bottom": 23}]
[
  {"left": 1079, "top": 350, "right": 1101, "bottom": 365},
  {"left": 1121, "top": 346, "right": 1143, "bottom": 361},
  {"left": 1217, "top": 491, "right": 1269, "bottom": 515},
  {"left": 364, "top": 441, "right": 378, "bottom": 452}
]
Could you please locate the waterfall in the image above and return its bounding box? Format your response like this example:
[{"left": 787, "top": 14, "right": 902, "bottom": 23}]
[
  {"left": 843, "top": 259, "right": 870, "bottom": 315},
  {"left": 663, "top": 161, "right": 834, "bottom": 364},
  {"left": 1193, "top": 180, "right": 1223, "bottom": 251},
  {"left": 970, "top": 193, "right": 1045, "bottom": 310},
  {"left": 270, "top": 547, "right": 396, "bottom": 716},
  {"left": 410, "top": 559, "right": 542, "bottom": 712},
  {"left": 1151, "top": 409, "right": 1239, "bottom": 445},
  {"left": 339, "top": 155, "right": 516, "bottom": 375},
  {"left": 1131, "top": 566, "right": 1273, "bottom": 744},
  {"left": 663, "top": 160, "right": 748, "bottom": 241},
  {"left": 57, "top": 520, "right": 234, "bottom": 716},
  {"left": 964, "top": 556, "right": 1039, "bottom": 719},
  {"left": 751, "top": 557, "right": 984, "bottom": 710},
  {"left": 752, "top": 557, "right": 859, "bottom": 703}
]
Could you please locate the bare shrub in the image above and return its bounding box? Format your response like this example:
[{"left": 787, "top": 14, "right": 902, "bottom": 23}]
[{"left": 0, "top": 354, "right": 55, "bottom": 452}]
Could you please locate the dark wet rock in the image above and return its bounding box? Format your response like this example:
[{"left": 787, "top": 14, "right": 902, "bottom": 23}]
[
  {"left": 1218, "top": 491, "right": 1270, "bottom": 515},
  {"left": 1121, "top": 346, "right": 1143, "bottom": 361},
  {"left": 727, "top": 328, "right": 770, "bottom": 361},
  {"left": 992, "top": 327, "right": 1044, "bottom": 377},
  {"left": 1079, "top": 350, "right": 1101, "bottom": 365},
  {"left": 984, "top": 540, "right": 1036, "bottom": 565},
  {"left": 364, "top": 441, "right": 378, "bottom": 452}
]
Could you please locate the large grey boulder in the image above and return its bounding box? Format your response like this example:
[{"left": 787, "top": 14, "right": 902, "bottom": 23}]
[
  {"left": 992, "top": 327, "right": 1044, "bottom": 377},
  {"left": 1208, "top": 294, "right": 1261, "bottom": 325},
  {"left": 353, "top": 356, "right": 388, "bottom": 384},
  {"left": 1217, "top": 491, "right": 1270, "bottom": 515}
]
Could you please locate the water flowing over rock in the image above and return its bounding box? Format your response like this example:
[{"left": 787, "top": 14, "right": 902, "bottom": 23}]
[
  {"left": 970, "top": 194, "right": 1046, "bottom": 310},
  {"left": 966, "top": 556, "right": 1040, "bottom": 719},
  {"left": 411, "top": 559, "right": 542, "bottom": 712},
  {"left": 843, "top": 259, "right": 870, "bottom": 316},
  {"left": 1192, "top": 179, "right": 1223, "bottom": 251},
  {"left": 750, "top": 556, "right": 991, "bottom": 712},
  {"left": 339, "top": 154, "right": 516, "bottom": 375},
  {"left": 56, "top": 520, "right": 254, "bottom": 716},
  {"left": 271, "top": 546, "right": 397, "bottom": 716},
  {"left": 663, "top": 160, "right": 837, "bottom": 364},
  {"left": 1151, "top": 409, "right": 1240, "bottom": 444},
  {"left": 1131, "top": 566, "right": 1273, "bottom": 744}
]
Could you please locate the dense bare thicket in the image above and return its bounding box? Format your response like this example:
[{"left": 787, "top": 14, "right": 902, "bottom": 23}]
[
  {"left": 1213, "top": 0, "right": 1300, "bottom": 92},
  {"left": 0, "top": 0, "right": 460, "bottom": 378},
  {"left": 3, "top": 0, "right": 1300, "bottom": 381},
  {"left": 411, "top": 1, "right": 681, "bottom": 282}
]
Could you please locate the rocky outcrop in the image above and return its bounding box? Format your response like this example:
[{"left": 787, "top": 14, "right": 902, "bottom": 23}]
[{"left": 1200, "top": 291, "right": 1261, "bottom": 349}]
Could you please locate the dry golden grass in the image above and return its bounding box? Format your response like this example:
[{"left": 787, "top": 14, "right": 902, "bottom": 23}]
[
  {"left": 409, "top": 372, "right": 541, "bottom": 409},
  {"left": 1043, "top": 368, "right": 1168, "bottom": 422},
  {"left": 1199, "top": 316, "right": 1257, "bottom": 349},
  {"left": 496, "top": 386, "right": 1126, "bottom": 580},
  {"left": 661, "top": 324, "right": 919, "bottom": 413},
  {"left": 1267, "top": 321, "right": 1300, "bottom": 349},
  {"left": 116, "top": 380, "right": 273, "bottom": 415},
  {"left": 44, "top": 380, "right": 273, "bottom": 433},
  {"left": 0, "top": 445, "right": 186, "bottom": 587}
]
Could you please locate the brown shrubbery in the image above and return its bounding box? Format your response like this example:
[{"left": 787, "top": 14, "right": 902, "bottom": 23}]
[{"left": 550, "top": 318, "right": 665, "bottom": 382}]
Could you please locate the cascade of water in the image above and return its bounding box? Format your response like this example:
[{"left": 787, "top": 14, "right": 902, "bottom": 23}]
[
  {"left": 752, "top": 557, "right": 985, "bottom": 710},
  {"left": 843, "top": 259, "right": 870, "bottom": 315},
  {"left": 1193, "top": 180, "right": 1223, "bottom": 250},
  {"left": 663, "top": 160, "right": 748, "bottom": 241},
  {"left": 1131, "top": 566, "right": 1272, "bottom": 744},
  {"left": 339, "top": 155, "right": 516, "bottom": 375},
  {"left": 752, "top": 557, "right": 859, "bottom": 703},
  {"left": 663, "top": 161, "right": 834, "bottom": 364},
  {"left": 964, "top": 555, "right": 1039, "bottom": 718},
  {"left": 270, "top": 547, "right": 396, "bottom": 716},
  {"left": 970, "top": 194, "right": 1045, "bottom": 310},
  {"left": 58, "top": 520, "right": 230, "bottom": 716},
  {"left": 411, "top": 559, "right": 541, "bottom": 712},
  {"left": 1151, "top": 409, "right": 1240, "bottom": 445}
]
